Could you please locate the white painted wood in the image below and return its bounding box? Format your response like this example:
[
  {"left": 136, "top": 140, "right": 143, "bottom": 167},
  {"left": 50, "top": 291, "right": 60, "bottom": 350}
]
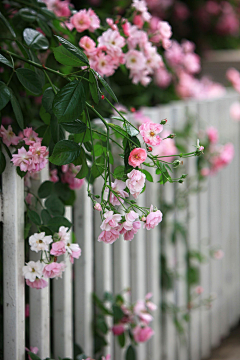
[
  {"left": 74, "top": 181, "right": 94, "bottom": 356},
  {"left": 29, "top": 166, "right": 50, "bottom": 359},
  {"left": 53, "top": 205, "right": 73, "bottom": 359},
  {"left": 2, "top": 154, "right": 25, "bottom": 360},
  {"left": 94, "top": 178, "right": 114, "bottom": 358}
]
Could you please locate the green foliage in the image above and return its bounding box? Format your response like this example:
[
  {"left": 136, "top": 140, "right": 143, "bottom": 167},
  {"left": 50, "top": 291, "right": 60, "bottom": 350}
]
[
  {"left": 54, "top": 35, "right": 89, "bottom": 65},
  {"left": 53, "top": 46, "right": 86, "bottom": 67},
  {"left": 49, "top": 140, "right": 82, "bottom": 166},
  {"left": 125, "top": 345, "right": 136, "bottom": 360},
  {"left": 0, "top": 82, "right": 11, "bottom": 111},
  {"left": 23, "top": 28, "right": 49, "bottom": 50},
  {"left": 16, "top": 68, "right": 43, "bottom": 95}
]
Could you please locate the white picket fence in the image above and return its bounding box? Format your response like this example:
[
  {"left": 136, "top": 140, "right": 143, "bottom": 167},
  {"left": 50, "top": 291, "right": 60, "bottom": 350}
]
[{"left": 1, "top": 89, "right": 240, "bottom": 360}]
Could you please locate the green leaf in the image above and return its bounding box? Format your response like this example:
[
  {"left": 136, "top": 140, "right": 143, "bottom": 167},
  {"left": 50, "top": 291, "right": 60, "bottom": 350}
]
[
  {"left": 118, "top": 332, "right": 126, "bottom": 348},
  {"left": 125, "top": 345, "right": 136, "bottom": 360},
  {"left": 16, "top": 68, "right": 42, "bottom": 95},
  {"left": 41, "top": 209, "right": 52, "bottom": 224},
  {"left": 54, "top": 35, "right": 89, "bottom": 65},
  {"left": 50, "top": 115, "right": 65, "bottom": 144},
  {"left": 47, "top": 216, "right": 72, "bottom": 232},
  {"left": 16, "top": 167, "right": 27, "bottom": 178},
  {"left": 0, "top": 150, "right": 6, "bottom": 174},
  {"left": 23, "top": 28, "right": 49, "bottom": 50},
  {"left": 37, "top": 19, "right": 52, "bottom": 37},
  {"left": 91, "top": 69, "right": 118, "bottom": 103},
  {"left": 93, "top": 143, "right": 104, "bottom": 157},
  {"left": 124, "top": 123, "right": 139, "bottom": 137},
  {"left": 89, "top": 71, "right": 99, "bottom": 104},
  {"left": 0, "top": 54, "right": 13, "bottom": 68},
  {"left": 76, "top": 153, "right": 88, "bottom": 179},
  {"left": 92, "top": 293, "right": 113, "bottom": 316},
  {"left": 28, "top": 210, "right": 41, "bottom": 226},
  {"left": 113, "top": 165, "right": 125, "bottom": 179},
  {"left": 42, "top": 87, "right": 55, "bottom": 114},
  {"left": 19, "top": 8, "right": 36, "bottom": 22},
  {"left": 74, "top": 128, "right": 91, "bottom": 143},
  {"left": 45, "top": 195, "right": 64, "bottom": 216},
  {"left": 49, "top": 140, "right": 82, "bottom": 166},
  {"left": 40, "top": 106, "right": 51, "bottom": 124},
  {"left": 96, "top": 316, "right": 108, "bottom": 334},
  {"left": 53, "top": 46, "right": 86, "bottom": 67},
  {"left": 140, "top": 169, "right": 153, "bottom": 182},
  {"left": 0, "top": 82, "right": 11, "bottom": 111},
  {"left": 61, "top": 119, "right": 87, "bottom": 134},
  {"left": 112, "top": 304, "right": 124, "bottom": 323},
  {"left": 10, "top": 91, "right": 24, "bottom": 129},
  {"left": 24, "top": 222, "right": 31, "bottom": 239},
  {"left": 53, "top": 80, "right": 86, "bottom": 123},
  {"left": 0, "top": 12, "right": 16, "bottom": 37},
  {"left": 27, "top": 352, "right": 41, "bottom": 360},
  {"left": 38, "top": 181, "right": 53, "bottom": 198}
]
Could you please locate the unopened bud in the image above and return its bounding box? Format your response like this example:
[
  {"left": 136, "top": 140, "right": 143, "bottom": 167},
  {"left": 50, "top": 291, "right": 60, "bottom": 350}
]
[
  {"left": 178, "top": 179, "right": 184, "bottom": 183},
  {"left": 147, "top": 146, "right": 152, "bottom": 152},
  {"left": 167, "top": 134, "right": 176, "bottom": 139},
  {"left": 141, "top": 216, "right": 146, "bottom": 222},
  {"left": 94, "top": 202, "right": 102, "bottom": 211},
  {"left": 160, "top": 118, "right": 167, "bottom": 125},
  {"left": 130, "top": 107, "right": 136, "bottom": 113},
  {"left": 172, "top": 160, "right": 181, "bottom": 168},
  {"left": 101, "top": 95, "right": 105, "bottom": 100},
  {"left": 181, "top": 174, "right": 187, "bottom": 179}
]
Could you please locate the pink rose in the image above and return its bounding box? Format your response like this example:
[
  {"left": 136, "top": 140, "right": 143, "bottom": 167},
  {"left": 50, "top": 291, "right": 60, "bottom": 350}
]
[
  {"left": 26, "top": 278, "right": 48, "bottom": 289},
  {"left": 112, "top": 324, "right": 125, "bottom": 335},
  {"left": 230, "top": 102, "right": 240, "bottom": 121},
  {"left": 94, "top": 202, "right": 102, "bottom": 211},
  {"left": 139, "top": 121, "right": 163, "bottom": 146},
  {"left": 195, "top": 286, "right": 204, "bottom": 295},
  {"left": 98, "top": 229, "right": 120, "bottom": 244},
  {"left": 50, "top": 241, "right": 66, "bottom": 256},
  {"left": 126, "top": 169, "right": 146, "bottom": 199},
  {"left": 128, "top": 148, "right": 147, "bottom": 168},
  {"left": 206, "top": 127, "right": 218, "bottom": 144},
  {"left": 43, "top": 262, "right": 66, "bottom": 279},
  {"left": 100, "top": 211, "right": 122, "bottom": 231},
  {"left": 133, "top": 325, "right": 154, "bottom": 343},
  {"left": 144, "top": 205, "right": 163, "bottom": 230}
]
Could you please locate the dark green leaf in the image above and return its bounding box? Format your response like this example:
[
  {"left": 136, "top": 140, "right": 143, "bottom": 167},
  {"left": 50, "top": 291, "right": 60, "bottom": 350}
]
[
  {"left": 125, "top": 345, "right": 136, "bottom": 360},
  {"left": 54, "top": 182, "right": 71, "bottom": 202},
  {"left": 41, "top": 209, "right": 52, "bottom": 224},
  {"left": 47, "top": 216, "right": 72, "bottom": 232},
  {"left": 0, "top": 150, "right": 6, "bottom": 174},
  {"left": 113, "top": 165, "right": 125, "bottom": 179},
  {"left": 96, "top": 316, "right": 108, "bottom": 334},
  {"left": 39, "top": 225, "right": 53, "bottom": 236},
  {"left": 88, "top": 155, "right": 105, "bottom": 183},
  {"left": 63, "top": 189, "right": 76, "bottom": 206},
  {"left": 0, "top": 82, "right": 11, "bottom": 111},
  {"left": 42, "top": 87, "right": 55, "bottom": 114},
  {"left": 27, "top": 352, "right": 41, "bottom": 360},
  {"left": 37, "top": 19, "right": 52, "bottom": 37},
  {"left": 19, "top": 8, "right": 36, "bottom": 22},
  {"left": 0, "top": 12, "right": 16, "bottom": 37},
  {"left": 23, "top": 28, "right": 49, "bottom": 50},
  {"left": 140, "top": 169, "right": 153, "bottom": 182},
  {"left": 0, "top": 54, "right": 13, "bottom": 68},
  {"left": 53, "top": 80, "right": 86, "bottom": 123},
  {"left": 112, "top": 304, "right": 124, "bottom": 323},
  {"left": 49, "top": 140, "right": 82, "bottom": 165},
  {"left": 16, "top": 68, "right": 42, "bottom": 95},
  {"left": 24, "top": 222, "right": 31, "bottom": 239},
  {"left": 118, "top": 333, "right": 126, "bottom": 348},
  {"left": 91, "top": 69, "right": 118, "bottom": 102},
  {"left": 10, "top": 91, "right": 24, "bottom": 129},
  {"left": 89, "top": 71, "right": 99, "bottom": 104},
  {"left": 28, "top": 210, "right": 41, "bottom": 226},
  {"left": 50, "top": 115, "right": 65, "bottom": 144},
  {"left": 61, "top": 119, "right": 87, "bottom": 134},
  {"left": 40, "top": 105, "right": 51, "bottom": 124},
  {"left": 53, "top": 46, "right": 86, "bottom": 67},
  {"left": 92, "top": 293, "right": 113, "bottom": 316},
  {"left": 54, "top": 35, "right": 89, "bottom": 65},
  {"left": 16, "top": 167, "right": 27, "bottom": 178},
  {"left": 45, "top": 195, "right": 64, "bottom": 216},
  {"left": 38, "top": 181, "right": 53, "bottom": 198},
  {"left": 124, "top": 123, "right": 139, "bottom": 137},
  {"left": 74, "top": 128, "right": 91, "bottom": 143},
  {"left": 76, "top": 153, "right": 88, "bottom": 179}
]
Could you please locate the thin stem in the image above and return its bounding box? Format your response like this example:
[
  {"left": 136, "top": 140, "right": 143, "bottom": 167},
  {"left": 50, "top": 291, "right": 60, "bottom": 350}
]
[
  {"left": 6, "top": 70, "right": 15, "bottom": 86},
  {"left": 44, "top": 70, "right": 57, "bottom": 95}
]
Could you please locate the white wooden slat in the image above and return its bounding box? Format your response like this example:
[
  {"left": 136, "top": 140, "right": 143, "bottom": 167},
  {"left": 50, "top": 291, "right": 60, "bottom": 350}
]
[
  {"left": 130, "top": 192, "right": 147, "bottom": 360},
  {"left": 29, "top": 166, "right": 50, "bottom": 358},
  {"left": 74, "top": 181, "right": 94, "bottom": 356},
  {"left": 94, "top": 178, "right": 114, "bottom": 358},
  {"left": 197, "top": 100, "right": 211, "bottom": 359},
  {"left": 2, "top": 154, "right": 25, "bottom": 360},
  {"left": 185, "top": 100, "right": 201, "bottom": 360},
  {"left": 208, "top": 98, "right": 222, "bottom": 349},
  {"left": 53, "top": 205, "right": 73, "bottom": 359}
]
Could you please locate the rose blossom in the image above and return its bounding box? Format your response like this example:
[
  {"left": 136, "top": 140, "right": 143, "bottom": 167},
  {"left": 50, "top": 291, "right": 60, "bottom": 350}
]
[
  {"left": 23, "top": 127, "right": 42, "bottom": 145},
  {"left": 79, "top": 36, "right": 96, "bottom": 53},
  {"left": 139, "top": 121, "right": 163, "bottom": 146},
  {"left": 50, "top": 241, "right": 66, "bottom": 256},
  {"left": 26, "top": 278, "right": 48, "bottom": 289},
  {"left": 144, "top": 205, "right": 163, "bottom": 230},
  {"left": 133, "top": 325, "right": 154, "bottom": 343},
  {"left": 125, "top": 49, "right": 146, "bottom": 71},
  {"left": 112, "top": 324, "right": 125, "bottom": 335},
  {"left": 128, "top": 148, "right": 147, "bottom": 168},
  {"left": 94, "top": 202, "right": 102, "bottom": 211},
  {"left": 29, "top": 232, "right": 53, "bottom": 253},
  {"left": 100, "top": 211, "right": 122, "bottom": 231},
  {"left": 70, "top": 10, "right": 91, "bottom": 32},
  {"left": 98, "top": 229, "right": 120, "bottom": 244},
  {"left": 50, "top": 169, "right": 59, "bottom": 183},
  {"left": 58, "top": 226, "right": 70, "bottom": 243},
  {"left": 43, "top": 262, "right": 66, "bottom": 279},
  {"left": 0, "top": 125, "right": 19, "bottom": 147},
  {"left": 22, "top": 260, "right": 44, "bottom": 282},
  {"left": 134, "top": 300, "right": 153, "bottom": 324},
  {"left": 126, "top": 169, "right": 146, "bottom": 199},
  {"left": 104, "top": 179, "right": 129, "bottom": 206},
  {"left": 230, "top": 102, "right": 240, "bottom": 121},
  {"left": 206, "top": 127, "right": 218, "bottom": 144}
]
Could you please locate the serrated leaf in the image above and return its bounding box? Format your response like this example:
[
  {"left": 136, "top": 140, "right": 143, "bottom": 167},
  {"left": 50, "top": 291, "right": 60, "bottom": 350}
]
[
  {"left": 0, "top": 54, "right": 13, "bottom": 68},
  {"left": 49, "top": 140, "right": 82, "bottom": 165},
  {"left": 10, "top": 91, "right": 24, "bottom": 129},
  {"left": 45, "top": 195, "right": 64, "bottom": 216},
  {"left": 53, "top": 46, "right": 86, "bottom": 67},
  {"left": 118, "top": 332, "right": 126, "bottom": 348},
  {"left": 23, "top": 28, "right": 49, "bottom": 50},
  {"left": 140, "top": 169, "right": 153, "bottom": 182},
  {"left": 53, "top": 80, "right": 86, "bottom": 123},
  {"left": 47, "top": 216, "right": 72, "bottom": 232},
  {"left": 16, "top": 68, "right": 42, "bottom": 95},
  {"left": 54, "top": 35, "right": 89, "bottom": 65},
  {"left": 125, "top": 345, "right": 136, "bottom": 360},
  {"left": 0, "top": 82, "right": 11, "bottom": 111},
  {"left": 42, "top": 87, "right": 55, "bottom": 114},
  {"left": 91, "top": 69, "right": 118, "bottom": 102},
  {"left": 61, "top": 119, "right": 87, "bottom": 134},
  {"left": 28, "top": 210, "right": 41, "bottom": 226},
  {"left": 38, "top": 181, "right": 53, "bottom": 198}
]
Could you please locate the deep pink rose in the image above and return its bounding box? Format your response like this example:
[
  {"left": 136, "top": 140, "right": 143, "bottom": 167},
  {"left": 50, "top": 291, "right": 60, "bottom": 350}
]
[
  {"left": 133, "top": 325, "right": 154, "bottom": 343},
  {"left": 128, "top": 148, "right": 147, "bottom": 168},
  {"left": 144, "top": 205, "right": 163, "bottom": 230},
  {"left": 112, "top": 324, "right": 125, "bottom": 335}
]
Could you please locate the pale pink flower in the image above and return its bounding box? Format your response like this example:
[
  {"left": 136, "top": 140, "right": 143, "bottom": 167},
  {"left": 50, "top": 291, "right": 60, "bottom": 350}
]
[
  {"left": 213, "top": 249, "right": 224, "bottom": 260},
  {"left": 129, "top": 148, "right": 147, "bottom": 168},
  {"left": 106, "top": 18, "right": 118, "bottom": 31},
  {"left": 154, "top": 67, "right": 172, "bottom": 89},
  {"left": 195, "top": 286, "right": 204, "bottom": 295},
  {"left": 79, "top": 36, "right": 96, "bottom": 53},
  {"left": 43, "top": 262, "right": 66, "bottom": 279},
  {"left": 25, "top": 193, "right": 33, "bottom": 205},
  {"left": 158, "top": 21, "right": 172, "bottom": 40},
  {"left": 50, "top": 241, "right": 66, "bottom": 256},
  {"left": 98, "top": 229, "right": 120, "bottom": 244},
  {"left": 11, "top": 147, "right": 32, "bottom": 172},
  {"left": 94, "top": 202, "right": 102, "bottom": 211},
  {"left": 133, "top": 14, "right": 144, "bottom": 28},
  {"left": 58, "top": 226, "right": 70, "bottom": 243},
  {"left": 134, "top": 300, "right": 153, "bottom": 324},
  {"left": 201, "top": 168, "right": 210, "bottom": 177},
  {"left": 98, "top": 29, "right": 125, "bottom": 57},
  {"left": 139, "top": 121, "right": 163, "bottom": 146},
  {"left": 70, "top": 245, "right": 81, "bottom": 264},
  {"left": 28, "top": 142, "right": 48, "bottom": 173},
  {"left": 29, "top": 232, "right": 53, "bottom": 253},
  {"left": 105, "top": 179, "right": 129, "bottom": 206},
  {"left": 61, "top": 164, "right": 84, "bottom": 190},
  {"left": 230, "top": 102, "right": 240, "bottom": 121},
  {"left": 100, "top": 211, "right": 122, "bottom": 231},
  {"left": 144, "top": 205, "right": 163, "bottom": 230},
  {"left": 206, "top": 127, "right": 218, "bottom": 144},
  {"left": 50, "top": 169, "right": 59, "bottom": 183},
  {"left": 87, "top": 8, "right": 100, "bottom": 32},
  {"left": 43, "top": 0, "right": 71, "bottom": 17},
  {"left": 132, "top": 0, "right": 151, "bottom": 22},
  {"left": 120, "top": 220, "right": 141, "bottom": 241},
  {"left": 70, "top": 10, "right": 91, "bottom": 32},
  {"left": 126, "top": 169, "right": 146, "bottom": 199},
  {"left": 182, "top": 53, "right": 201, "bottom": 74},
  {"left": 0, "top": 125, "right": 20, "bottom": 147},
  {"left": 112, "top": 324, "right": 125, "bottom": 335},
  {"left": 23, "top": 127, "right": 42, "bottom": 145},
  {"left": 152, "top": 130, "right": 177, "bottom": 162},
  {"left": 133, "top": 325, "right": 154, "bottom": 342},
  {"left": 26, "top": 278, "right": 48, "bottom": 289},
  {"left": 125, "top": 50, "right": 146, "bottom": 71}
]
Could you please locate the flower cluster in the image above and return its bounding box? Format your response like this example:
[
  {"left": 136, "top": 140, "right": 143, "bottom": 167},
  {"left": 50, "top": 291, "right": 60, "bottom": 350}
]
[
  {"left": 61, "top": 164, "right": 84, "bottom": 190},
  {"left": 198, "top": 126, "right": 234, "bottom": 177},
  {"left": 22, "top": 227, "right": 81, "bottom": 289},
  {"left": 111, "top": 292, "right": 156, "bottom": 343}
]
